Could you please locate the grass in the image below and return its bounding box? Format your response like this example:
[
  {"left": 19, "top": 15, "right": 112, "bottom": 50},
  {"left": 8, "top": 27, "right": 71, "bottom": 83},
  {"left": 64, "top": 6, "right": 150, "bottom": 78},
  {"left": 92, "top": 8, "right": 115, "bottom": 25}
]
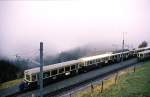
[
  {"left": 76, "top": 61, "right": 150, "bottom": 97},
  {"left": 0, "top": 78, "right": 22, "bottom": 90}
]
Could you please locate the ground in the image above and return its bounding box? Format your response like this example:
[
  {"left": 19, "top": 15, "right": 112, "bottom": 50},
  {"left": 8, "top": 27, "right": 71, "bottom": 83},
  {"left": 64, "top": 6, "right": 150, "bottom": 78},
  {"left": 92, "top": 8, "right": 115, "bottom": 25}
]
[
  {"left": 0, "top": 78, "right": 22, "bottom": 90},
  {"left": 78, "top": 61, "right": 150, "bottom": 97}
]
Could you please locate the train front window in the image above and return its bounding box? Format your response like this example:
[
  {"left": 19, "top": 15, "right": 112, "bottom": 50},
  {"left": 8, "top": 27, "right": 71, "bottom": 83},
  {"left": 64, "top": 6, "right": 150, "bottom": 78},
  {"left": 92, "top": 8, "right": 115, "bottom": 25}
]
[
  {"left": 32, "top": 74, "right": 37, "bottom": 81},
  {"left": 26, "top": 74, "right": 30, "bottom": 81}
]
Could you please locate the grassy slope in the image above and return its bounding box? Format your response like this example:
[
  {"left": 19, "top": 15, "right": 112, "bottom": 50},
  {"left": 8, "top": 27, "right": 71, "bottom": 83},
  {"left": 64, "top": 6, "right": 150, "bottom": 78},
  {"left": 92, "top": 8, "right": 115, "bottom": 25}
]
[
  {"left": 79, "top": 61, "right": 150, "bottom": 97},
  {"left": 0, "top": 78, "right": 22, "bottom": 90}
]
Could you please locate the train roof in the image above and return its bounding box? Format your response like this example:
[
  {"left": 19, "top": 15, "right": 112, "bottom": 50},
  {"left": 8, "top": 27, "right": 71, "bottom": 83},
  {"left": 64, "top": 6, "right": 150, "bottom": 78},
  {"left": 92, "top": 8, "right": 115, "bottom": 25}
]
[
  {"left": 135, "top": 47, "right": 150, "bottom": 51},
  {"left": 24, "top": 48, "right": 150, "bottom": 75},
  {"left": 25, "top": 53, "right": 113, "bottom": 74},
  {"left": 24, "top": 59, "right": 81, "bottom": 74},
  {"left": 24, "top": 52, "right": 130, "bottom": 74},
  {"left": 138, "top": 50, "right": 150, "bottom": 54},
  {"left": 81, "top": 53, "right": 112, "bottom": 61}
]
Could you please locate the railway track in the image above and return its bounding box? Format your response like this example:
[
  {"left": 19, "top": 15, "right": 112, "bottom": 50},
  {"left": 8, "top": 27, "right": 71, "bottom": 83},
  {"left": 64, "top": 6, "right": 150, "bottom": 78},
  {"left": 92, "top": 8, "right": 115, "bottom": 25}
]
[
  {"left": 3, "top": 58, "right": 139, "bottom": 97},
  {"left": 46, "top": 61, "right": 144, "bottom": 97}
]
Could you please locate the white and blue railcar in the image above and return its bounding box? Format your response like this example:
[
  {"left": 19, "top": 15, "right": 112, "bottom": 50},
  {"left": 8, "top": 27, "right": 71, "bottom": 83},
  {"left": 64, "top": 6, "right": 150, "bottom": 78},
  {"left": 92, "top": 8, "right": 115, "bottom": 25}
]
[{"left": 20, "top": 47, "right": 150, "bottom": 91}]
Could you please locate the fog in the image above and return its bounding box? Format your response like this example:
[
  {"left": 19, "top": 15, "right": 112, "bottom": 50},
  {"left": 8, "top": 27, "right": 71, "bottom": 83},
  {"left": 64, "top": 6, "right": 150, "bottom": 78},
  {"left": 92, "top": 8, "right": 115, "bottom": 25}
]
[{"left": 0, "top": 0, "right": 150, "bottom": 59}]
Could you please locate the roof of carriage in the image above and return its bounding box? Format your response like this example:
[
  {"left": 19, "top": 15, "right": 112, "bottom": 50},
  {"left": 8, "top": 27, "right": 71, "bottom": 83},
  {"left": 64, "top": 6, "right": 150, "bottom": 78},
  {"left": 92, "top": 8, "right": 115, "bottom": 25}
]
[
  {"left": 80, "top": 53, "right": 112, "bottom": 61},
  {"left": 24, "top": 59, "right": 81, "bottom": 74},
  {"left": 25, "top": 49, "right": 142, "bottom": 75},
  {"left": 25, "top": 53, "right": 114, "bottom": 74},
  {"left": 138, "top": 50, "right": 150, "bottom": 54}
]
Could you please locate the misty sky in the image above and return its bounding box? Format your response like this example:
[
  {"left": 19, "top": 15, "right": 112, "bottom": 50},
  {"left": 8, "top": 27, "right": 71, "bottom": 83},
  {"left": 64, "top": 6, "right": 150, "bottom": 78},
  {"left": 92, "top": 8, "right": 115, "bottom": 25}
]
[{"left": 0, "top": 0, "right": 150, "bottom": 58}]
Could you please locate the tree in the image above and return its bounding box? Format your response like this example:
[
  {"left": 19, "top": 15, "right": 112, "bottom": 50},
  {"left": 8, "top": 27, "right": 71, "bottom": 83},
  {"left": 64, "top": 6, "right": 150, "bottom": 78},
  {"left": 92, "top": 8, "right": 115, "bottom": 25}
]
[
  {"left": 0, "top": 59, "right": 21, "bottom": 83},
  {"left": 138, "top": 41, "right": 148, "bottom": 48}
]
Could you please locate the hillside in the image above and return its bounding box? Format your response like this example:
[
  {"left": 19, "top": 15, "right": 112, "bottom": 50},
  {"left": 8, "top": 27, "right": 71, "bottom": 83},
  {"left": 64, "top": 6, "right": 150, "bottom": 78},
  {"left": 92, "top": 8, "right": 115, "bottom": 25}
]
[{"left": 78, "top": 61, "right": 150, "bottom": 97}]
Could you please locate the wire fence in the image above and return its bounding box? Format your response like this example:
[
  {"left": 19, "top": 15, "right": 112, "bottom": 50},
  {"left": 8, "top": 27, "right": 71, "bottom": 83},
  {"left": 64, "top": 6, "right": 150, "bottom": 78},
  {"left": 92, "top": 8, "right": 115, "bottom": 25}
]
[{"left": 58, "top": 64, "right": 142, "bottom": 97}]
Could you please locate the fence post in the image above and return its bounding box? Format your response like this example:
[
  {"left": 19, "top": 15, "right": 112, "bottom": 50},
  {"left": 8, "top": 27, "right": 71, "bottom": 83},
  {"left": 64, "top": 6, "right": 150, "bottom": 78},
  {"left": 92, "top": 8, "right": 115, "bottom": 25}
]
[
  {"left": 134, "top": 65, "right": 136, "bottom": 72},
  {"left": 70, "top": 92, "right": 72, "bottom": 97},
  {"left": 32, "top": 94, "right": 35, "bottom": 97},
  {"left": 101, "top": 80, "right": 103, "bottom": 93},
  {"left": 91, "top": 83, "right": 94, "bottom": 92},
  {"left": 115, "top": 72, "right": 118, "bottom": 85}
]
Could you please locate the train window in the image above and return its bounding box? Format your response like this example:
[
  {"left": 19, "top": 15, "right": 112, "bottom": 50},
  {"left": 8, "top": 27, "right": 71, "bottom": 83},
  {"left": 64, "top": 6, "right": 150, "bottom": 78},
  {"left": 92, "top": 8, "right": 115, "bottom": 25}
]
[
  {"left": 65, "top": 66, "right": 70, "bottom": 71},
  {"left": 102, "top": 58, "right": 105, "bottom": 61},
  {"left": 26, "top": 74, "right": 30, "bottom": 81},
  {"left": 32, "top": 74, "right": 37, "bottom": 81},
  {"left": 98, "top": 59, "right": 101, "bottom": 62},
  {"left": 96, "top": 59, "right": 98, "bottom": 62},
  {"left": 98, "top": 59, "right": 100, "bottom": 61},
  {"left": 71, "top": 65, "right": 76, "bottom": 70},
  {"left": 87, "top": 61, "right": 90, "bottom": 65},
  {"left": 79, "top": 63, "right": 82, "bottom": 68},
  {"left": 93, "top": 60, "right": 96, "bottom": 63},
  {"left": 90, "top": 61, "right": 92, "bottom": 64},
  {"left": 109, "top": 56, "right": 111, "bottom": 60},
  {"left": 51, "top": 69, "right": 57, "bottom": 76},
  {"left": 118, "top": 55, "right": 120, "bottom": 57},
  {"left": 59, "top": 68, "right": 64, "bottom": 73},
  {"left": 44, "top": 71, "right": 50, "bottom": 78}
]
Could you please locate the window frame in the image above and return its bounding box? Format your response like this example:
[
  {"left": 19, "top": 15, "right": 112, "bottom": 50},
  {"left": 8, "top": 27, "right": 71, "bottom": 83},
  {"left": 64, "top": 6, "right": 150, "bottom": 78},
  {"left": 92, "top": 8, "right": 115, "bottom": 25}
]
[
  {"left": 58, "top": 68, "right": 64, "bottom": 74},
  {"left": 25, "top": 74, "right": 31, "bottom": 82},
  {"left": 65, "top": 66, "right": 70, "bottom": 72},
  {"left": 51, "top": 69, "right": 58, "bottom": 76},
  {"left": 71, "top": 65, "right": 76, "bottom": 70}
]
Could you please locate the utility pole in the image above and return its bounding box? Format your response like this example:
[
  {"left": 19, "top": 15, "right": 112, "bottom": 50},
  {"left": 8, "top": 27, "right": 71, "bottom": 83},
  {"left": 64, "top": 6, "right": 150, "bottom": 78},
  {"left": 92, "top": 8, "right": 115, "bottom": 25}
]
[
  {"left": 122, "top": 32, "right": 125, "bottom": 62},
  {"left": 39, "top": 42, "right": 44, "bottom": 97}
]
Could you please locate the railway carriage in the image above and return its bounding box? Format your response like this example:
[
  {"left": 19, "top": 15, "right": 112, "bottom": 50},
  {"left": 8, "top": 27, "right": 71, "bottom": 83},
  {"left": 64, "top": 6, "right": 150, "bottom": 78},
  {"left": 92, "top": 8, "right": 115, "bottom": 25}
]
[
  {"left": 20, "top": 47, "right": 150, "bottom": 91},
  {"left": 81, "top": 54, "right": 112, "bottom": 65},
  {"left": 133, "top": 47, "right": 150, "bottom": 56},
  {"left": 137, "top": 50, "right": 150, "bottom": 61},
  {"left": 21, "top": 53, "right": 122, "bottom": 90},
  {"left": 22, "top": 59, "right": 83, "bottom": 90}
]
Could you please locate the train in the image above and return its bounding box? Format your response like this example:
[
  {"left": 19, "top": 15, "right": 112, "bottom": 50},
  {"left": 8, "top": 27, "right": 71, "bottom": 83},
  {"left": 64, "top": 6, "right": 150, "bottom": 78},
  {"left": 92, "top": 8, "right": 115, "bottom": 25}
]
[
  {"left": 137, "top": 50, "right": 150, "bottom": 61},
  {"left": 19, "top": 47, "right": 150, "bottom": 91}
]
